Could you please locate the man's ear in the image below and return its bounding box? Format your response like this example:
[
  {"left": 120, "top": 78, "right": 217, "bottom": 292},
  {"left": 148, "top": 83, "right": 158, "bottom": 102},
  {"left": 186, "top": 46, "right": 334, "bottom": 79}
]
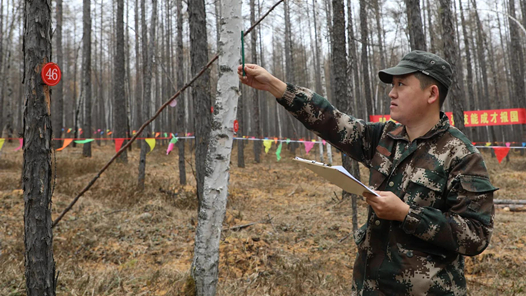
[{"left": 427, "top": 85, "right": 439, "bottom": 105}]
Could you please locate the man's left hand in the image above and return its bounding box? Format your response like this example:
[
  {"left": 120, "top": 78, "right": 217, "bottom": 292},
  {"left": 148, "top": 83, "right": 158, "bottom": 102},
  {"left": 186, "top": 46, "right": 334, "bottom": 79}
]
[{"left": 363, "top": 191, "right": 410, "bottom": 222}]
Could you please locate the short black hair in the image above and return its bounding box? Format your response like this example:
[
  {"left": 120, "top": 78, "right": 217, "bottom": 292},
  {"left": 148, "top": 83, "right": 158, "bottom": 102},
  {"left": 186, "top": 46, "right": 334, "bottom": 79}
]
[{"left": 413, "top": 71, "right": 448, "bottom": 109}]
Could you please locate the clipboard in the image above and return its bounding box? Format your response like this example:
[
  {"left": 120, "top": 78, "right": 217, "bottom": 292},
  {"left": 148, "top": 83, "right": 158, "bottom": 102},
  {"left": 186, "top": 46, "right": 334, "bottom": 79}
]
[{"left": 294, "top": 157, "right": 379, "bottom": 197}]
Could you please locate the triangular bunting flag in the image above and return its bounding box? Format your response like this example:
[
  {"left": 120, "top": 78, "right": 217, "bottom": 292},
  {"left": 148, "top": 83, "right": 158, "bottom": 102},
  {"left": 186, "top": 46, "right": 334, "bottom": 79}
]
[
  {"left": 155, "top": 132, "right": 160, "bottom": 138},
  {"left": 304, "top": 141, "right": 315, "bottom": 154},
  {"left": 56, "top": 139, "right": 73, "bottom": 151},
  {"left": 145, "top": 138, "right": 156, "bottom": 154},
  {"left": 276, "top": 142, "right": 283, "bottom": 161},
  {"left": 274, "top": 137, "right": 278, "bottom": 144},
  {"left": 263, "top": 139, "right": 273, "bottom": 153},
  {"left": 0, "top": 138, "right": 5, "bottom": 151},
  {"left": 485, "top": 142, "right": 491, "bottom": 146},
  {"left": 74, "top": 139, "right": 95, "bottom": 144},
  {"left": 67, "top": 128, "right": 72, "bottom": 133},
  {"left": 523, "top": 143, "right": 526, "bottom": 147},
  {"left": 170, "top": 137, "right": 178, "bottom": 144},
  {"left": 493, "top": 147, "right": 510, "bottom": 164},
  {"left": 164, "top": 133, "right": 168, "bottom": 138},
  {"left": 322, "top": 140, "right": 326, "bottom": 145},
  {"left": 14, "top": 139, "right": 23, "bottom": 151},
  {"left": 166, "top": 143, "right": 175, "bottom": 155},
  {"left": 506, "top": 142, "right": 511, "bottom": 148},
  {"left": 286, "top": 138, "right": 291, "bottom": 144},
  {"left": 114, "top": 138, "right": 125, "bottom": 153}
]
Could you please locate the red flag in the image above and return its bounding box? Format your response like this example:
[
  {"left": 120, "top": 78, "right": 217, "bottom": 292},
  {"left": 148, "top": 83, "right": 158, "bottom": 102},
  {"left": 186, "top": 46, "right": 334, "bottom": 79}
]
[
  {"left": 493, "top": 147, "right": 510, "bottom": 164},
  {"left": 114, "top": 138, "right": 125, "bottom": 153}
]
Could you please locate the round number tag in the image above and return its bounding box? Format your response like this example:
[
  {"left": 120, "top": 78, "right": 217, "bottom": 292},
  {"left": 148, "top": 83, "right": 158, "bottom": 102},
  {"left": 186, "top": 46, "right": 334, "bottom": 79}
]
[{"left": 41, "top": 63, "right": 62, "bottom": 86}]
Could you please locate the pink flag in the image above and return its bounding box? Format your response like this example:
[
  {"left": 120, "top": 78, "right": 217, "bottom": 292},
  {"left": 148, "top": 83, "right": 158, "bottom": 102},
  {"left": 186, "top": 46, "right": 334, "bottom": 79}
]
[
  {"left": 322, "top": 140, "right": 326, "bottom": 145},
  {"left": 166, "top": 143, "right": 175, "bottom": 155},
  {"left": 493, "top": 147, "right": 510, "bottom": 164},
  {"left": 505, "top": 142, "right": 511, "bottom": 148},
  {"left": 304, "top": 141, "right": 315, "bottom": 154},
  {"left": 114, "top": 138, "right": 125, "bottom": 153},
  {"left": 14, "top": 138, "right": 23, "bottom": 151}
]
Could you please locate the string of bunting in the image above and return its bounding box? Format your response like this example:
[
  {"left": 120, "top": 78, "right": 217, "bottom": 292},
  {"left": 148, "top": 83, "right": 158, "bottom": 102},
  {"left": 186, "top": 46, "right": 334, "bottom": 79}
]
[{"left": 1, "top": 136, "right": 523, "bottom": 164}]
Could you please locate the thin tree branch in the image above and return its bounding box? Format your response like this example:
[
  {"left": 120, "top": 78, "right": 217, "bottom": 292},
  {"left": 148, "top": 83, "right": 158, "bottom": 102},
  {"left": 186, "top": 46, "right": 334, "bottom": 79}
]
[{"left": 52, "top": 0, "right": 285, "bottom": 228}]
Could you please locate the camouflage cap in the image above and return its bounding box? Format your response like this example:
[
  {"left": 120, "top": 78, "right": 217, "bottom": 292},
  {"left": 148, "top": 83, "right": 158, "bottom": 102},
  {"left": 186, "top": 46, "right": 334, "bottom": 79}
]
[{"left": 379, "top": 50, "right": 452, "bottom": 90}]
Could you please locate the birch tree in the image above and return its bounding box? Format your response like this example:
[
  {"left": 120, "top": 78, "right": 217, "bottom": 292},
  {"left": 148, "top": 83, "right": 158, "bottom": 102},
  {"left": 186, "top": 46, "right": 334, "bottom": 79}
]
[
  {"left": 23, "top": 0, "right": 56, "bottom": 293},
  {"left": 190, "top": 1, "right": 242, "bottom": 294}
]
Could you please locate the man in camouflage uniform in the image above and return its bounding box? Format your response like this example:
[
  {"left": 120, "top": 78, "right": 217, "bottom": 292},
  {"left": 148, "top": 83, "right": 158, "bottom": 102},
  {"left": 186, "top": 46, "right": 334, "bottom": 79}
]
[{"left": 238, "top": 50, "right": 497, "bottom": 295}]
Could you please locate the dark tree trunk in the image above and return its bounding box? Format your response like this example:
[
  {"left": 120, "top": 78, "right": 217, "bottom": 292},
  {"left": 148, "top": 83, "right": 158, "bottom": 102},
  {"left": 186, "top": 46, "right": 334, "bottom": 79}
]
[
  {"left": 53, "top": 0, "right": 64, "bottom": 149},
  {"left": 134, "top": 0, "right": 142, "bottom": 137},
  {"left": 114, "top": 0, "right": 127, "bottom": 162},
  {"left": 439, "top": 0, "right": 466, "bottom": 132},
  {"left": 23, "top": 0, "right": 56, "bottom": 294},
  {"left": 507, "top": 0, "right": 525, "bottom": 144},
  {"left": 176, "top": 0, "right": 187, "bottom": 184},
  {"left": 332, "top": 0, "right": 359, "bottom": 233},
  {"left": 459, "top": 0, "right": 475, "bottom": 140},
  {"left": 189, "top": 0, "right": 211, "bottom": 203},
  {"left": 82, "top": 0, "right": 92, "bottom": 157},
  {"left": 404, "top": 0, "right": 427, "bottom": 51},
  {"left": 360, "top": 0, "right": 373, "bottom": 117},
  {"left": 0, "top": 0, "right": 3, "bottom": 132},
  {"left": 251, "top": 0, "right": 262, "bottom": 163},
  {"left": 425, "top": 0, "right": 435, "bottom": 53}
]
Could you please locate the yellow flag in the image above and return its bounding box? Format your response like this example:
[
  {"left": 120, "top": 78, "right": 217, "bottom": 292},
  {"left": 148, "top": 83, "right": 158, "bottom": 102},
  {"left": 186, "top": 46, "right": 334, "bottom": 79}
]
[
  {"left": 263, "top": 139, "right": 273, "bottom": 153},
  {"left": 0, "top": 138, "right": 4, "bottom": 151},
  {"left": 485, "top": 142, "right": 491, "bottom": 146},
  {"left": 145, "top": 138, "right": 156, "bottom": 154}
]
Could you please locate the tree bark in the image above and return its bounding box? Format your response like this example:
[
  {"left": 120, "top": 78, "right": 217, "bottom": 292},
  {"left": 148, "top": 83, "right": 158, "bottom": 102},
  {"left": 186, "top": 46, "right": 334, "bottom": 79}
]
[
  {"left": 251, "top": 0, "right": 262, "bottom": 163},
  {"left": 52, "top": 0, "right": 64, "bottom": 148},
  {"left": 23, "top": 0, "right": 56, "bottom": 294},
  {"left": 176, "top": 0, "right": 187, "bottom": 184},
  {"left": 82, "top": 0, "right": 92, "bottom": 157},
  {"left": 404, "top": 0, "right": 426, "bottom": 50},
  {"left": 114, "top": 0, "right": 127, "bottom": 162},
  {"left": 191, "top": 2, "right": 242, "bottom": 295},
  {"left": 190, "top": 0, "right": 212, "bottom": 203},
  {"left": 359, "top": 0, "right": 373, "bottom": 117},
  {"left": 438, "top": 0, "right": 466, "bottom": 132}
]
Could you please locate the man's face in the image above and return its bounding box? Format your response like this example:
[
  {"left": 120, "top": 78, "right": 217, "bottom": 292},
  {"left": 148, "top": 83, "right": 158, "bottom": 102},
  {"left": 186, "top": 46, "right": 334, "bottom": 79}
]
[{"left": 388, "top": 74, "right": 429, "bottom": 125}]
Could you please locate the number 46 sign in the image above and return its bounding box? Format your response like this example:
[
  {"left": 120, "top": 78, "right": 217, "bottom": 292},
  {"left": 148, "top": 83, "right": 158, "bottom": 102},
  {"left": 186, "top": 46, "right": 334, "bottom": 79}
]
[{"left": 41, "top": 62, "right": 62, "bottom": 86}]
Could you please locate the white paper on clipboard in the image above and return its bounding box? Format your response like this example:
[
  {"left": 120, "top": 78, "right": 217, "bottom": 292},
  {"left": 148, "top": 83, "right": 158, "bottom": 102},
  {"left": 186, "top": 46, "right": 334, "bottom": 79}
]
[{"left": 294, "top": 157, "right": 380, "bottom": 197}]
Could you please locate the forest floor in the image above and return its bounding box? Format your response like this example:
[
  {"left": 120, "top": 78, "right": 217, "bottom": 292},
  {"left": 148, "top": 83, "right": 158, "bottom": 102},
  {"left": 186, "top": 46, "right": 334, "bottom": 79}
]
[{"left": 1, "top": 140, "right": 525, "bottom": 295}]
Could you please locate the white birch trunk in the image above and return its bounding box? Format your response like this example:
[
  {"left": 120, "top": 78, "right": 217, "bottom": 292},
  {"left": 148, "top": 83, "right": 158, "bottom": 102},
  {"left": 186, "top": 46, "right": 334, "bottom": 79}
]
[{"left": 191, "top": 1, "right": 242, "bottom": 295}]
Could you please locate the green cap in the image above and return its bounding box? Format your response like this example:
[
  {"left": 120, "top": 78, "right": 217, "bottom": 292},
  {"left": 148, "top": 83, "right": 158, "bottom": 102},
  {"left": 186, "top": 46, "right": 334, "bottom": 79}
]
[{"left": 378, "top": 50, "right": 452, "bottom": 90}]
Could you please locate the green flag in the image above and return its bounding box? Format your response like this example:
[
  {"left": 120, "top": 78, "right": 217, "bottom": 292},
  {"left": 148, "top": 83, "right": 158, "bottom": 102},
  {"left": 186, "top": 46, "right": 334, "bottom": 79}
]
[
  {"left": 276, "top": 142, "right": 282, "bottom": 161},
  {"left": 170, "top": 137, "right": 178, "bottom": 144},
  {"left": 286, "top": 138, "right": 291, "bottom": 144},
  {"left": 74, "top": 139, "right": 95, "bottom": 144}
]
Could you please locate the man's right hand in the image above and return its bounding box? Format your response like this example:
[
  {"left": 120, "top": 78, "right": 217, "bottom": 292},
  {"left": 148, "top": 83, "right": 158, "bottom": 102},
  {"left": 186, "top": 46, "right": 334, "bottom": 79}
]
[{"left": 238, "top": 64, "right": 287, "bottom": 98}]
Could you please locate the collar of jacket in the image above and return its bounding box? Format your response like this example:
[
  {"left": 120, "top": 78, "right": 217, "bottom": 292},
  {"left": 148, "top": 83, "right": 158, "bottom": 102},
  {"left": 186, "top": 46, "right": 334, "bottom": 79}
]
[{"left": 387, "top": 111, "right": 450, "bottom": 141}]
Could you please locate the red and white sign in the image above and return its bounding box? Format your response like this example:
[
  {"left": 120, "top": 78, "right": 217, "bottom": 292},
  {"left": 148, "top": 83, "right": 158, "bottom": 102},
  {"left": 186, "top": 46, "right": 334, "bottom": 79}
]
[
  {"left": 233, "top": 120, "right": 239, "bottom": 133},
  {"left": 369, "top": 108, "right": 526, "bottom": 127},
  {"left": 41, "top": 63, "right": 61, "bottom": 86}
]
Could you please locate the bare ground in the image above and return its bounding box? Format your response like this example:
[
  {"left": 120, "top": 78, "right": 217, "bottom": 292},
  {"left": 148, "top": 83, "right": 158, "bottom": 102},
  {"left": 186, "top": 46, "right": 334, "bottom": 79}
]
[{"left": 0, "top": 141, "right": 525, "bottom": 295}]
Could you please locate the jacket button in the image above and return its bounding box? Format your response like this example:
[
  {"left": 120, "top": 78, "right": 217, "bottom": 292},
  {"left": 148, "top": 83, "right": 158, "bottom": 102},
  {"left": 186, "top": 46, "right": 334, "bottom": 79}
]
[
  {"left": 388, "top": 181, "right": 394, "bottom": 187},
  {"left": 375, "top": 220, "right": 380, "bottom": 226}
]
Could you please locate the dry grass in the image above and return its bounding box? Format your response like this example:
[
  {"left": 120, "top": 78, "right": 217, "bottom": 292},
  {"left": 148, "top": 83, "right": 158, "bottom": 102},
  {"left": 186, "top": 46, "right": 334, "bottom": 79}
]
[{"left": 0, "top": 140, "right": 525, "bottom": 295}]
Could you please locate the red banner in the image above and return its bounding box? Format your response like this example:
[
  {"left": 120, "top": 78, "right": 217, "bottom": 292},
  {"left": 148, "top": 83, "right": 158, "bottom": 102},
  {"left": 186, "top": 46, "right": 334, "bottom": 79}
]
[{"left": 369, "top": 108, "right": 526, "bottom": 127}]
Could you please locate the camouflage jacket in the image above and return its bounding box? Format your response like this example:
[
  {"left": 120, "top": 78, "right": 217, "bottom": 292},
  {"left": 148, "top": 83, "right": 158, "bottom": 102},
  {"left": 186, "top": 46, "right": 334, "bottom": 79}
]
[{"left": 277, "top": 83, "right": 497, "bottom": 296}]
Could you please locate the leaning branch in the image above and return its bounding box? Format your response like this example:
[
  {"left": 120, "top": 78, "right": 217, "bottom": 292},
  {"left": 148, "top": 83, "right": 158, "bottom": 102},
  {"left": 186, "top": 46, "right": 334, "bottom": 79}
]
[{"left": 52, "top": 0, "right": 285, "bottom": 228}]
